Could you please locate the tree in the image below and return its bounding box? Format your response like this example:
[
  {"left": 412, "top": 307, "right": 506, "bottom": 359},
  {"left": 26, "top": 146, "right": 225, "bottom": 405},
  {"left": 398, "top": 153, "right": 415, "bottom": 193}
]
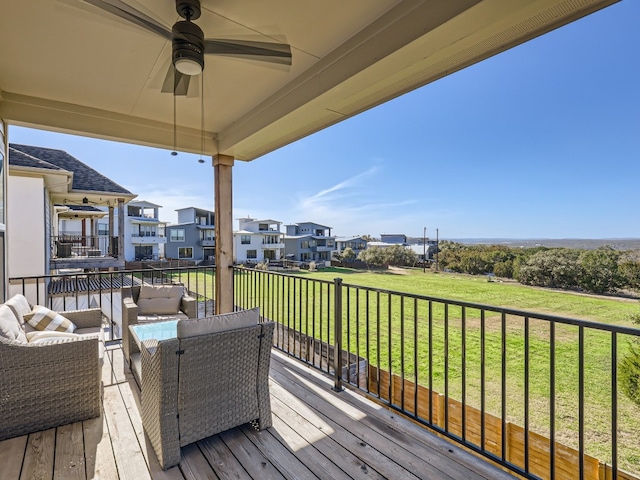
[
  {"left": 341, "top": 247, "right": 356, "bottom": 262},
  {"left": 358, "top": 245, "right": 417, "bottom": 268},
  {"left": 620, "top": 313, "right": 640, "bottom": 407},
  {"left": 436, "top": 241, "right": 465, "bottom": 271},
  {"left": 578, "top": 246, "right": 622, "bottom": 294},
  {"left": 360, "top": 234, "right": 378, "bottom": 242},
  {"left": 619, "top": 251, "right": 640, "bottom": 291},
  {"left": 358, "top": 247, "right": 386, "bottom": 267},
  {"left": 518, "top": 248, "right": 581, "bottom": 289}
]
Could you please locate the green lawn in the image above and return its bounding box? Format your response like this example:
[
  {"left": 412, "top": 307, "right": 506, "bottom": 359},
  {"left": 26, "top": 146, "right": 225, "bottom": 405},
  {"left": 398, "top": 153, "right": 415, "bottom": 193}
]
[{"left": 170, "top": 266, "right": 640, "bottom": 473}]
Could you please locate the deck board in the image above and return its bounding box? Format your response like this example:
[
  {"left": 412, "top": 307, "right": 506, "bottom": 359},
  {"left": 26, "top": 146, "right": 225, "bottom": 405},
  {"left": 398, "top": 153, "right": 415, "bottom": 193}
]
[{"left": 0, "top": 345, "right": 516, "bottom": 480}]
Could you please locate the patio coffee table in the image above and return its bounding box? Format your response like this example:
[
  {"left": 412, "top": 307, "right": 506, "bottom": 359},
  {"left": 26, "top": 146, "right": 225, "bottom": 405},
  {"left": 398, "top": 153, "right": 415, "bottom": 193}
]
[{"left": 129, "top": 320, "right": 179, "bottom": 387}]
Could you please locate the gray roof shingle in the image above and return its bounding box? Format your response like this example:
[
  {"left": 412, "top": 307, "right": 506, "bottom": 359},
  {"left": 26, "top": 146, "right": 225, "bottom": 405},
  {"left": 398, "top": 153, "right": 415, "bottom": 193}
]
[{"left": 9, "top": 143, "right": 132, "bottom": 195}]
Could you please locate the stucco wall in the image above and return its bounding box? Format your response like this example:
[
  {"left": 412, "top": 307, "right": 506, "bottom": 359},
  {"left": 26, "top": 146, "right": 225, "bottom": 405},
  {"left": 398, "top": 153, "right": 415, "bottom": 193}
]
[{"left": 7, "top": 175, "right": 46, "bottom": 278}]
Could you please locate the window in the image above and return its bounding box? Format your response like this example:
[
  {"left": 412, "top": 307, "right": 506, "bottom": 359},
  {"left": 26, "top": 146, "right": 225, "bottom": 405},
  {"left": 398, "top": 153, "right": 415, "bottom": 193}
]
[
  {"left": 327, "top": 239, "right": 335, "bottom": 247},
  {"left": 241, "top": 235, "right": 251, "bottom": 245},
  {"left": 170, "top": 229, "right": 185, "bottom": 242},
  {"left": 301, "top": 240, "right": 309, "bottom": 249},
  {"left": 247, "top": 250, "right": 257, "bottom": 259},
  {"left": 135, "top": 245, "right": 153, "bottom": 260},
  {"left": 179, "top": 247, "right": 193, "bottom": 259},
  {"left": 98, "top": 224, "right": 109, "bottom": 236},
  {"left": 137, "top": 224, "right": 156, "bottom": 237},
  {"left": 201, "top": 230, "right": 215, "bottom": 241}
]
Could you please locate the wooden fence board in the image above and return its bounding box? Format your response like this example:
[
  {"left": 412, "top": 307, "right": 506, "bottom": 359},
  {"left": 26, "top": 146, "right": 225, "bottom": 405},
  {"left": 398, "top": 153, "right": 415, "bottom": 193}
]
[{"left": 367, "top": 366, "right": 640, "bottom": 480}]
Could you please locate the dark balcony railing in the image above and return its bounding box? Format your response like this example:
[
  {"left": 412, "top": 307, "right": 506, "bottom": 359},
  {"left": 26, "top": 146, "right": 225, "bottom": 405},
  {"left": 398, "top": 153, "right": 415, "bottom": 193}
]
[
  {"left": 9, "top": 266, "right": 217, "bottom": 342},
  {"left": 8, "top": 265, "right": 640, "bottom": 479},
  {"left": 52, "top": 235, "right": 115, "bottom": 258},
  {"left": 232, "top": 267, "right": 640, "bottom": 480}
]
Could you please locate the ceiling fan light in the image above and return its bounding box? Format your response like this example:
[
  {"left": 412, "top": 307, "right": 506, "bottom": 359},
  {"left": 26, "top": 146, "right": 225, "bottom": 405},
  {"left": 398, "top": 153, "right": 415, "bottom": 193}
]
[
  {"left": 172, "top": 20, "right": 204, "bottom": 76},
  {"left": 174, "top": 57, "right": 203, "bottom": 75}
]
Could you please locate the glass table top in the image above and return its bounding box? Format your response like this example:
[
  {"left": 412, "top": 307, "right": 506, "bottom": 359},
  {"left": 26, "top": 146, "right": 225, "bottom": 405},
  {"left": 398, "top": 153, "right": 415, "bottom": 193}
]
[{"left": 130, "top": 320, "right": 179, "bottom": 344}]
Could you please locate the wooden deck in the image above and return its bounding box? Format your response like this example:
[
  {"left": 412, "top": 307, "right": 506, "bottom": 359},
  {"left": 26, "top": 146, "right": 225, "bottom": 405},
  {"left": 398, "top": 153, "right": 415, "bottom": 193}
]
[{"left": 0, "top": 345, "right": 516, "bottom": 480}]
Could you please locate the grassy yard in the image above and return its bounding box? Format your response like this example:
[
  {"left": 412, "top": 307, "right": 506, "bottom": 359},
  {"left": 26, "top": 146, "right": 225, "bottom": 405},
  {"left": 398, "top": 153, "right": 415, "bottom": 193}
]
[{"left": 170, "top": 266, "right": 640, "bottom": 473}]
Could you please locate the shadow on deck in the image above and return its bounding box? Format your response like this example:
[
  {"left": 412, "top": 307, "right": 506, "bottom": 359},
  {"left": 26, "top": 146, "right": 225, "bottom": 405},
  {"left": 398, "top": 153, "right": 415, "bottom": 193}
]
[{"left": 0, "top": 345, "right": 516, "bottom": 480}]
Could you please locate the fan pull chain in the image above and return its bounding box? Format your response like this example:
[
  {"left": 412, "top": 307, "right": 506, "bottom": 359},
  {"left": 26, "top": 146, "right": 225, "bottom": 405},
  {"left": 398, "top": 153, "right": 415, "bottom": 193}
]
[
  {"left": 171, "top": 90, "right": 178, "bottom": 156},
  {"left": 198, "top": 73, "right": 205, "bottom": 163}
]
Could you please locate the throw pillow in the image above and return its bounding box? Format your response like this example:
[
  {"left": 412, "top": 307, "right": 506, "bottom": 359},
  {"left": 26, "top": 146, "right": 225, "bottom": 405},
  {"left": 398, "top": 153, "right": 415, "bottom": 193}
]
[
  {"left": 137, "top": 296, "right": 181, "bottom": 315},
  {"left": 0, "top": 304, "right": 28, "bottom": 343},
  {"left": 177, "top": 307, "right": 259, "bottom": 339},
  {"left": 5, "top": 294, "right": 32, "bottom": 325},
  {"left": 139, "top": 284, "right": 184, "bottom": 299},
  {"left": 24, "top": 305, "right": 77, "bottom": 333}
]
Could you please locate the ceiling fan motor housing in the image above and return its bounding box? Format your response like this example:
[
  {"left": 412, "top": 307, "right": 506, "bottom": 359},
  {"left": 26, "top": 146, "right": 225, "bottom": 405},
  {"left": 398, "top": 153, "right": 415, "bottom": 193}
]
[
  {"left": 176, "top": 0, "right": 201, "bottom": 20},
  {"left": 172, "top": 20, "right": 205, "bottom": 75}
]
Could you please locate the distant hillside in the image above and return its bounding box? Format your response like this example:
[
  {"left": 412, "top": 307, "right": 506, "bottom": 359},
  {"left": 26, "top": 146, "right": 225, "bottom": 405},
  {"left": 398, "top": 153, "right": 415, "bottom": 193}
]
[{"left": 406, "top": 238, "right": 640, "bottom": 251}]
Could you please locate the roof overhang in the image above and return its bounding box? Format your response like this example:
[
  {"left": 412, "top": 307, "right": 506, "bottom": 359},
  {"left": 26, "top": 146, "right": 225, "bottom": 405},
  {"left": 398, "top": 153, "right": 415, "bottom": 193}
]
[{"left": 0, "top": 0, "right": 620, "bottom": 161}]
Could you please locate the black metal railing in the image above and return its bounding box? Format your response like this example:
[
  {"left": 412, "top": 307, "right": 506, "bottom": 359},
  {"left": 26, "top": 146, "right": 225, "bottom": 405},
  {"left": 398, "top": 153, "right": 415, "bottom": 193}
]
[
  {"left": 9, "top": 265, "right": 640, "bottom": 479},
  {"left": 232, "top": 266, "right": 640, "bottom": 480},
  {"left": 52, "top": 235, "right": 116, "bottom": 258},
  {"left": 9, "top": 265, "right": 216, "bottom": 342}
]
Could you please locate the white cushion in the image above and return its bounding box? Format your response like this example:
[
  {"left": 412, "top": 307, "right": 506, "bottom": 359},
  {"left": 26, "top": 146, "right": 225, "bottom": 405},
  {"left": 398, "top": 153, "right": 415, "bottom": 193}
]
[
  {"left": 24, "top": 305, "right": 77, "bottom": 333},
  {"left": 137, "top": 312, "right": 188, "bottom": 323},
  {"left": 0, "top": 304, "right": 27, "bottom": 343},
  {"left": 27, "top": 331, "right": 80, "bottom": 343},
  {"left": 177, "top": 308, "right": 259, "bottom": 339},
  {"left": 5, "top": 294, "right": 32, "bottom": 325},
  {"left": 138, "top": 285, "right": 184, "bottom": 315},
  {"left": 137, "top": 296, "right": 181, "bottom": 315},
  {"left": 139, "top": 284, "right": 184, "bottom": 299}
]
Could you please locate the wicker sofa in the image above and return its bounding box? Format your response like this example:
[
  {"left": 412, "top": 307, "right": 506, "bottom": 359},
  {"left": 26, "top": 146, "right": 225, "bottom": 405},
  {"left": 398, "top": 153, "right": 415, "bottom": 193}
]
[
  {"left": 122, "top": 284, "right": 197, "bottom": 370},
  {"left": 0, "top": 294, "right": 103, "bottom": 440},
  {"left": 138, "top": 308, "right": 274, "bottom": 469}
]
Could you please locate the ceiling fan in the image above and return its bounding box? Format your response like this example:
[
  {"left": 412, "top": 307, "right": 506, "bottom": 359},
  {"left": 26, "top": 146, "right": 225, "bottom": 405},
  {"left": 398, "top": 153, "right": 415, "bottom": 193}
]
[{"left": 83, "top": 0, "right": 292, "bottom": 95}]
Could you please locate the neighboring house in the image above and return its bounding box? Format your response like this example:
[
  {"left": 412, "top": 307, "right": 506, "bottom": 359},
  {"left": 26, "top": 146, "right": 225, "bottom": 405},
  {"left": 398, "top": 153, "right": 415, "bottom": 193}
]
[
  {"left": 284, "top": 222, "right": 336, "bottom": 264},
  {"left": 408, "top": 242, "right": 438, "bottom": 262},
  {"left": 124, "top": 201, "right": 167, "bottom": 261},
  {"left": 368, "top": 233, "right": 410, "bottom": 249},
  {"left": 380, "top": 234, "right": 408, "bottom": 245},
  {"left": 336, "top": 236, "right": 368, "bottom": 254},
  {"left": 165, "top": 207, "right": 215, "bottom": 262},
  {"left": 7, "top": 144, "right": 136, "bottom": 276},
  {"left": 234, "top": 218, "right": 284, "bottom": 263}
]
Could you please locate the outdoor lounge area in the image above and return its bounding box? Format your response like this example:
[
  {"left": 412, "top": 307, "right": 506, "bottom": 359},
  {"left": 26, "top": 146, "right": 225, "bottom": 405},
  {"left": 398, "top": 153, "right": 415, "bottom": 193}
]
[
  {"left": 0, "top": 342, "right": 516, "bottom": 480},
  {"left": 1, "top": 1, "right": 635, "bottom": 479}
]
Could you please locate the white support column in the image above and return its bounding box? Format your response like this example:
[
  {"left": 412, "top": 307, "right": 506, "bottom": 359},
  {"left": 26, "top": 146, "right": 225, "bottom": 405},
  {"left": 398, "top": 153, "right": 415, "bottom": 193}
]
[
  {"left": 108, "top": 205, "right": 114, "bottom": 256},
  {"left": 117, "top": 198, "right": 125, "bottom": 262},
  {"left": 213, "top": 154, "right": 234, "bottom": 314}
]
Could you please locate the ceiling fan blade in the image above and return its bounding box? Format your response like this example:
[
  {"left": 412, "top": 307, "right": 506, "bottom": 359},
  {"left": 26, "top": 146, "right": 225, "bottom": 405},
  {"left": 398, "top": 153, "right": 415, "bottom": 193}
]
[
  {"left": 82, "top": 0, "right": 172, "bottom": 40},
  {"left": 203, "top": 39, "right": 292, "bottom": 66},
  {"left": 161, "top": 66, "right": 191, "bottom": 96}
]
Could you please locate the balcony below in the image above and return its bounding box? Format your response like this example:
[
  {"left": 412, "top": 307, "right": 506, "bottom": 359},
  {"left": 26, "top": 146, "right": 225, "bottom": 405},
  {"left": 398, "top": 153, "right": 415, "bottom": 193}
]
[
  {"left": 262, "top": 242, "right": 284, "bottom": 249},
  {"left": 131, "top": 235, "right": 166, "bottom": 244},
  {"left": 0, "top": 344, "right": 515, "bottom": 480},
  {"left": 51, "top": 235, "right": 124, "bottom": 270}
]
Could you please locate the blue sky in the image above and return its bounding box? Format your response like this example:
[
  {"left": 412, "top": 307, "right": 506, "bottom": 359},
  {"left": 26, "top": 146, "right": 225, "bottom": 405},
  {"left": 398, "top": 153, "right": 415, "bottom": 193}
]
[{"left": 9, "top": 1, "right": 639, "bottom": 240}]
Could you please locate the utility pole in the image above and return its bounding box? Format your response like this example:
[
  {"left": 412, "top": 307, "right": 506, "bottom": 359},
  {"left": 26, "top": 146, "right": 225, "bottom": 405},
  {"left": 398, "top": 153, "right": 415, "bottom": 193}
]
[
  {"left": 436, "top": 228, "right": 439, "bottom": 271},
  {"left": 423, "top": 227, "right": 426, "bottom": 273}
]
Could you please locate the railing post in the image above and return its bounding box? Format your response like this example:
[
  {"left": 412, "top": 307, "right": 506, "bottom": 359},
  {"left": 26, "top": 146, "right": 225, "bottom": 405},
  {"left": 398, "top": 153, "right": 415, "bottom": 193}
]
[{"left": 333, "top": 277, "right": 343, "bottom": 392}]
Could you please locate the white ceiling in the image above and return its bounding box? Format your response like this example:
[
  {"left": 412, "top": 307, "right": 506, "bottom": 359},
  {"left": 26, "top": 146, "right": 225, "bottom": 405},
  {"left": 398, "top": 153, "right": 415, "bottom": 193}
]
[{"left": 0, "top": 0, "right": 619, "bottom": 161}]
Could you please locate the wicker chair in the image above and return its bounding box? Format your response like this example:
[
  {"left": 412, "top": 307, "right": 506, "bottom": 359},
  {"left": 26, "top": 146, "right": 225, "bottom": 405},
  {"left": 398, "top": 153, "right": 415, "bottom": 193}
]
[
  {"left": 122, "top": 284, "right": 197, "bottom": 370},
  {"left": 139, "top": 313, "right": 274, "bottom": 469},
  {"left": 0, "top": 307, "right": 103, "bottom": 440}
]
